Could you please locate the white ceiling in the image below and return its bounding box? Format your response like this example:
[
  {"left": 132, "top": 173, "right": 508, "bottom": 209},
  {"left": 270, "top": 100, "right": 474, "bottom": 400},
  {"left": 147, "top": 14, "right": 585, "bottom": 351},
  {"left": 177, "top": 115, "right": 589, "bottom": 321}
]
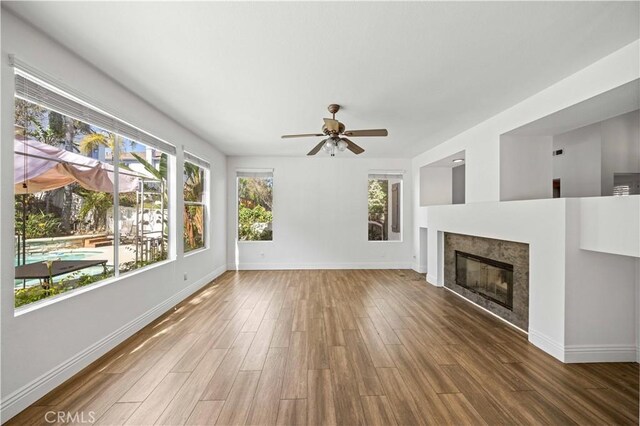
[{"left": 4, "top": 2, "right": 639, "bottom": 158}]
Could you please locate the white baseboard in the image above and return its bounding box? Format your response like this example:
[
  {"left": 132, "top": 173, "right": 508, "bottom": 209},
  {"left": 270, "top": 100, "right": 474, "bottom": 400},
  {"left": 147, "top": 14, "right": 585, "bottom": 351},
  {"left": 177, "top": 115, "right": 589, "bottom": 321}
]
[
  {"left": 528, "top": 329, "right": 565, "bottom": 362},
  {"left": 564, "top": 344, "right": 638, "bottom": 363},
  {"left": 412, "top": 264, "right": 427, "bottom": 274},
  {"left": 426, "top": 273, "right": 439, "bottom": 286},
  {"left": 0, "top": 265, "right": 227, "bottom": 423},
  {"left": 228, "top": 262, "right": 413, "bottom": 270}
]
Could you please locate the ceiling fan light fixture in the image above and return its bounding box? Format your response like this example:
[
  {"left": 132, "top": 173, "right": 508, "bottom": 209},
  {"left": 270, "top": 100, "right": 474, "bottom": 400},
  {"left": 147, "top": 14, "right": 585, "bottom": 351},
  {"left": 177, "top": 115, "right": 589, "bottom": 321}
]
[{"left": 281, "top": 104, "right": 388, "bottom": 156}]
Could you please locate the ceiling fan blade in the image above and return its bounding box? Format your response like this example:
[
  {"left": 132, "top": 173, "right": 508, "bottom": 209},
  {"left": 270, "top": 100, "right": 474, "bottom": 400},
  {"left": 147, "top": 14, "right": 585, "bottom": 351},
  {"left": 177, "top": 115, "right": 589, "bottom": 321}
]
[
  {"left": 282, "top": 133, "right": 324, "bottom": 139},
  {"left": 323, "top": 118, "right": 340, "bottom": 132},
  {"left": 342, "top": 138, "right": 364, "bottom": 155},
  {"left": 343, "top": 129, "right": 388, "bottom": 137},
  {"left": 307, "top": 139, "right": 327, "bottom": 156}
]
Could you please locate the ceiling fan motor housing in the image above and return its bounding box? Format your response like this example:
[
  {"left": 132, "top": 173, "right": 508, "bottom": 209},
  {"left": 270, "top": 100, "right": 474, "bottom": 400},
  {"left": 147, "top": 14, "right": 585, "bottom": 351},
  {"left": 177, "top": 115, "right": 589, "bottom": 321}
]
[{"left": 322, "top": 122, "right": 346, "bottom": 135}]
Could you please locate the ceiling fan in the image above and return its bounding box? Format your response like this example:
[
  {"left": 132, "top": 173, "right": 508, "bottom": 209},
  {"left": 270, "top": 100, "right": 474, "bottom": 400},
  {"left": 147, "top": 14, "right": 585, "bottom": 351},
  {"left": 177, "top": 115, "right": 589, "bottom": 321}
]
[{"left": 281, "top": 104, "right": 388, "bottom": 156}]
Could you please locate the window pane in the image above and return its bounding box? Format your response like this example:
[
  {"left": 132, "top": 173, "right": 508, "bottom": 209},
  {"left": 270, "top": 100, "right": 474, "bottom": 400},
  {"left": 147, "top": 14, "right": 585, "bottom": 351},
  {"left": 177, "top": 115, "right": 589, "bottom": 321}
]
[
  {"left": 237, "top": 176, "right": 273, "bottom": 241},
  {"left": 117, "top": 144, "right": 169, "bottom": 274},
  {"left": 184, "top": 161, "right": 206, "bottom": 252},
  {"left": 184, "top": 205, "right": 205, "bottom": 252},
  {"left": 14, "top": 98, "right": 115, "bottom": 308},
  {"left": 368, "top": 178, "right": 401, "bottom": 241}
]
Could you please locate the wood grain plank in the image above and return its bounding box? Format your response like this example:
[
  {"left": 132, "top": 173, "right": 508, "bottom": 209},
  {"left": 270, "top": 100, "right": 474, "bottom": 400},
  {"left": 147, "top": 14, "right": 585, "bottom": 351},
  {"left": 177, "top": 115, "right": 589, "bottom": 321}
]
[
  {"left": 155, "top": 348, "right": 227, "bottom": 425},
  {"left": 307, "top": 369, "right": 337, "bottom": 426},
  {"left": 439, "top": 393, "right": 488, "bottom": 425},
  {"left": 281, "top": 332, "right": 308, "bottom": 399},
  {"left": 246, "top": 347, "right": 288, "bottom": 426},
  {"left": 343, "top": 329, "right": 384, "bottom": 396},
  {"left": 270, "top": 307, "right": 294, "bottom": 348},
  {"left": 276, "top": 399, "right": 306, "bottom": 426},
  {"left": 95, "top": 402, "right": 140, "bottom": 425},
  {"left": 360, "top": 396, "right": 398, "bottom": 426},
  {"left": 242, "top": 319, "right": 277, "bottom": 370},
  {"left": 124, "top": 372, "right": 189, "bottom": 425},
  {"left": 307, "top": 317, "right": 329, "bottom": 370},
  {"left": 356, "top": 317, "right": 395, "bottom": 368},
  {"left": 119, "top": 333, "right": 200, "bottom": 402},
  {"left": 202, "top": 332, "right": 255, "bottom": 400},
  {"left": 328, "top": 346, "right": 367, "bottom": 425},
  {"left": 215, "top": 371, "right": 261, "bottom": 426},
  {"left": 376, "top": 367, "right": 424, "bottom": 426},
  {"left": 323, "top": 307, "right": 345, "bottom": 346},
  {"left": 185, "top": 400, "right": 225, "bottom": 425}
]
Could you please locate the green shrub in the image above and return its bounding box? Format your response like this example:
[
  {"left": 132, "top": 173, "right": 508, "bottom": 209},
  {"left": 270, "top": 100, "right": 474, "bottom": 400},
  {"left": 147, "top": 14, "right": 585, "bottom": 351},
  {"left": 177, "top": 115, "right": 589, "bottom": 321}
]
[
  {"left": 238, "top": 204, "right": 272, "bottom": 240},
  {"left": 15, "top": 210, "right": 62, "bottom": 239}
]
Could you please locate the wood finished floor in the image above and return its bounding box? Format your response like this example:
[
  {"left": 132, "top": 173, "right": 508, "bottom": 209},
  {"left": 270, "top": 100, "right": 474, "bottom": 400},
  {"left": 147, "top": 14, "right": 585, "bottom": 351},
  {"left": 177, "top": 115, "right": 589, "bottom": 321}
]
[{"left": 9, "top": 270, "right": 638, "bottom": 425}]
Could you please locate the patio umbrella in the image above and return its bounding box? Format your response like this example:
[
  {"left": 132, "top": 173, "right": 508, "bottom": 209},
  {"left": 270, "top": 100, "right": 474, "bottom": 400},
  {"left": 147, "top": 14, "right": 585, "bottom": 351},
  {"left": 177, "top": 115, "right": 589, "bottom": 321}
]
[{"left": 14, "top": 138, "right": 140, "bottom": 194}]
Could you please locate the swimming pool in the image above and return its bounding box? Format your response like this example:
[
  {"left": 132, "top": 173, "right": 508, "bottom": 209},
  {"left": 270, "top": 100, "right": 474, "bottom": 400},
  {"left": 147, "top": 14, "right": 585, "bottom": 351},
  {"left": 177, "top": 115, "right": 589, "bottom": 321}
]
[
  {"left": 14, "top": 250, "right": 109, "bottom": 289},
  {"left": 13, "top": 250, "right": 100, "bottom": 266}
]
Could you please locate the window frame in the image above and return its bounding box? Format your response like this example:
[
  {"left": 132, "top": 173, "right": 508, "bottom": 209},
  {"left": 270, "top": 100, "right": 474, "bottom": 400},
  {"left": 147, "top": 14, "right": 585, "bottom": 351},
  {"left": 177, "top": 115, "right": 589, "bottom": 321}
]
[
  {"left": 12, "top": 64, "right": 177, "bottom": 314},
  {"left": 367, "top": 173, "right": 404, "bottom": 243},
  {"left": 236, "top": 170, "right": 274, "bottom": 243},
  {"left": 183, "top": 158, "right": 209, "bottom": 255}
]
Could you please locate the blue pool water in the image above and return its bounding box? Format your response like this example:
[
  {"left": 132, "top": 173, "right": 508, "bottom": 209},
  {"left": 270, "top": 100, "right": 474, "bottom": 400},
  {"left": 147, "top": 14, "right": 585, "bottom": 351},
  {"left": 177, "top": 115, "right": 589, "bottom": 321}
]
[
  {"left": 14, "top": 250, "right": 108, "bottom": 289},
  {"left": 13, "top": 250, "right": 97, "bottom": 266}
]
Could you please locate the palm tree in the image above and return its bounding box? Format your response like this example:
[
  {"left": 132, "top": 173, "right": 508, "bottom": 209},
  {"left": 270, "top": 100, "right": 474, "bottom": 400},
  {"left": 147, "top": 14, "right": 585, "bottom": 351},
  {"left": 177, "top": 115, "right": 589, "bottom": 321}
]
[
  {"left": 183, "top": 162, "right": 204, "bottom": 251},
  {"left": 79, "top": 132, "right": 124, "bottom": 156},
  {"left": 76, "top": 189, "right": 112, "bottom": 232}
]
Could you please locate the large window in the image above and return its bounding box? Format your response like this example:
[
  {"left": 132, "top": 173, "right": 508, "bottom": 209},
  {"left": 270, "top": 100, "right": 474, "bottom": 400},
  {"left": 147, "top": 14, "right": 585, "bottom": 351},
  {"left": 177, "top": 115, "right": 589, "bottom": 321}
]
[
  {"left": 237, "top": 170, "right": 273, "bottom": 241},
  {"left": 13, "top": 69, "right": 174, "bottom": 308},
  {"left": 184, "top": 154, "right": 209, "bottom": 253},
  {"left": 368, "top": 173, "right": 402, "bottom": 241}
]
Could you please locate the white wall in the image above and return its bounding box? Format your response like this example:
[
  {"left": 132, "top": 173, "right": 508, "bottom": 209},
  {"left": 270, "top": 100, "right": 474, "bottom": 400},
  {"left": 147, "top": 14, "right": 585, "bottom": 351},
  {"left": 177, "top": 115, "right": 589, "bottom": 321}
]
[
  {"left": 0, "top": 10, "right": 228, "bottom": 421},
  {"left": 601, "top": 110, "right": 640, "bottom": 196},
  {"left": 412, "top": 39, "right": 639, "bottom": 270},
  {"left": 418, "top": 199, "right": 568, "bottom": 359},
  {"left": 411, "top": 40, "right": 640, "bottom": 362},
  {"left": 564, "top": 198, "right": 638, "bottom": 362},
  {"left": 419, "top": 166, "right": 452, "bottom": 206},
  {"left": 580, "top": 195, "right": 640, "bottom": 257},
  {"left": 227, "top": 156, "right": 412, "bottom": 269},
  {"left": 553, "top": 123, "right": 602, "bottom": 197},
  {"left": 501, "top": 135, "right": 553, "bottom": 201}
]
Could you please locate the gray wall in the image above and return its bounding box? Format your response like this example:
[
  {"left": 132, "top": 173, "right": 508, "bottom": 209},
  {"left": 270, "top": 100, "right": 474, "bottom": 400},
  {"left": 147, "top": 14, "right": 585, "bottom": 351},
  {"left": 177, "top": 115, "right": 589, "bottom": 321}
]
[
  {"left": 452, "top": 164, "right": 466, "bottom": 204},
  {"left": 552, "top": 110, "right": 640, "bottom": 197},
  {"left": 553, "top": 122, "right": 602, "bottom": 198},
  {"left": 601, "top": 110, "right": 640, "bottom": 196},
  {"left": 500, "top": 135, "right": 553, "bottom": 201}
]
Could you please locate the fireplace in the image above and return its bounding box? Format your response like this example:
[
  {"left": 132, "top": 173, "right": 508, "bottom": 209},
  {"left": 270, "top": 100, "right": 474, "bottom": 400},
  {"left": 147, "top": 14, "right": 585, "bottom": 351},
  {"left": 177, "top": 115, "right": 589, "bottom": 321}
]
[
  {"left": 455, "top": 251, "right": 513, "bottom": 310},
  {"left": 444, "top": 233, "right": 528, "bottom": 330}
]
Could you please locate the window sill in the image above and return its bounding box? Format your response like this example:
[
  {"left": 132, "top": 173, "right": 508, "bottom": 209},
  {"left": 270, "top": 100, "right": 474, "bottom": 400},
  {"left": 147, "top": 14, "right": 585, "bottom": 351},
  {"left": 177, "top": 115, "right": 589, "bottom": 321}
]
[
  {"left": 184, "top": 246, "right": 209, "bottom": 257},
  {"left": 14, "top": 258, "right": 175, "bottom": 317}
]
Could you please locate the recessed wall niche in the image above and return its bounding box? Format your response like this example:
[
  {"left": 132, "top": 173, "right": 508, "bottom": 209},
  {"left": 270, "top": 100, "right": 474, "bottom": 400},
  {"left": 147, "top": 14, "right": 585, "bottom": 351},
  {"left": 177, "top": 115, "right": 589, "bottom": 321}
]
[
  {"left": 419, "top": 150, "right": 466, "bottom": 206},
  {"left": 500, "top": 80, "right": 640, "bottom": 202}
]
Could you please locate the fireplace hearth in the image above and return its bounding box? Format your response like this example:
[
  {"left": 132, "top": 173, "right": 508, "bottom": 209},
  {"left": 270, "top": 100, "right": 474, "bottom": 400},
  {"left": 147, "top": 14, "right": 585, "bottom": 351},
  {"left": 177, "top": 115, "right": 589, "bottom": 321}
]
[{"left": 455, "top": 251, "right": 513, "bottom": 310}]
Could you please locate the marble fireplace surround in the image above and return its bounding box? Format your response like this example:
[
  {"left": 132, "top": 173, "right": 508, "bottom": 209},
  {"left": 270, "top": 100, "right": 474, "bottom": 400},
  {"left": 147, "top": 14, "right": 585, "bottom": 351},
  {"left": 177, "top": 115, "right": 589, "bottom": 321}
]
[{"left": 444, "top": 232, "right": 530, "bottom": 330}]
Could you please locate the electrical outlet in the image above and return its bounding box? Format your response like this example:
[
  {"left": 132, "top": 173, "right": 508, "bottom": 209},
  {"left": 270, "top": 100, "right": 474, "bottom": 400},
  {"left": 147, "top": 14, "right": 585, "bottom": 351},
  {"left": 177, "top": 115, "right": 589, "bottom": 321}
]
[{"left": 183, "top": 273, "right": 188, "bottom": 281}]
